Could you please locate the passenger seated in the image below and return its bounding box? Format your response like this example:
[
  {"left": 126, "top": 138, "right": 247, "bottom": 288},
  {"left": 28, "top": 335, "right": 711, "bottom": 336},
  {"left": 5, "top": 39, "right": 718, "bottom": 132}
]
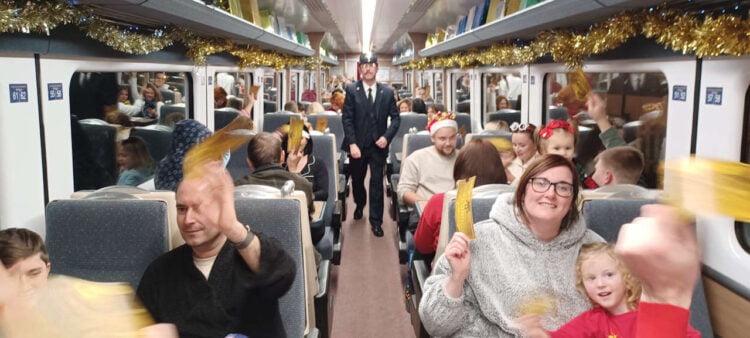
[
  {"left": 104, "top": 111, "right": 134, "bottom": 128},
  {"left": 117, "top": 136, "right": 155, "bottom": 186},
  {"left": 154, "top": 120, "right": 212, "bottom": 191},
  {"left": 119, "top": 83, "right": 164, "bottom": 119},
  {"left": 280, "top": 125, "right": 329, "bottom": 202},
  {"left": 426, "top": 103, "right": 445, "bottom": 120},
  {"left": 234, "top": 132, "right": 315, "bottom": 219},
  {"left": 328, "top": 91, "right": 345, "bottom": 113},
  {"left": 496, "top": 95, "right": 510, "bottom": 110},
  {"left": 0, "top": 228, "right": 50, "bottom": 299},
  {"left": 397, "top": 111, "right": 458, "bottom": 212},
  {"left": 306, "top": 102, "right": 325, "bottom": 115},
  {"left": 413, "top": 139, "right": 507, "bottom": 264},
  {"left": 398, "top": 98, "right": 413, "bottom": 113},
  {"left": 117, "top": 85, "right": 131, "bottom": 105},
  {"left": 214, "top": 87, "right": 228, "bottom": 109},
  {"left": 419, "top": 155, "right": 603, "bottom": 336},
  {"left": 590, "top": 147, "right": 644, "bottom": 187},
  {"left": 536, "top": 120, "right": 597, "bottom": 189},
  {"left": 483, "top": 120, "right": 509, "bottom": 132},
  {"left": 516, "top": 243, "right": 700, "bottom": 337},
  {"left": 283, "top": 101, "right": 299, "bottom": 114},
  {"left": 137, "top": 162, "right": 295, "bottom": 337},
  {"left": 507, "top": 122, "right": 539, "bottom": 183},
  {"left": 412, "top": 98, "right": 427, "bottom": 115}
]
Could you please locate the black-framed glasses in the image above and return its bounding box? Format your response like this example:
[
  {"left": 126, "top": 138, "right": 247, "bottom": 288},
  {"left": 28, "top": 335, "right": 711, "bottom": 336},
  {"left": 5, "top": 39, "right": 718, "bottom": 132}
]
[{"left": 528, "top": 177, "right": 574, "bottom": 197}]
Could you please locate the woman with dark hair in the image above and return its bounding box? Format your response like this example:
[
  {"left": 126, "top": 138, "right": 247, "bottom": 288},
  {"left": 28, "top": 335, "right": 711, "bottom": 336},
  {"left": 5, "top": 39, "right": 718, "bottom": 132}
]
[
  {"left": 419, "top": 154, "right": 603, "bottom": 337},
  {"left": 411, "top": 98, "right": 427, "bottom": 115},
  {"left": 281, "top": 125, "right": 329, "bottom": 202},
  {"left": 413, "top": 139, "right": 507, "bottom": 264}
]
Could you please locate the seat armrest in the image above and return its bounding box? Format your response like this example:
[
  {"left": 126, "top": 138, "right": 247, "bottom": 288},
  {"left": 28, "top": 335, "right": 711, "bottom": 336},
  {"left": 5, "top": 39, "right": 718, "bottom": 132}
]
[
  {"left": 316, "top": 259, "right": 331, "bottom": 298},
  {"left": 305, "top": 327, "right": 319, "bottom": 338},
  {"left": 338, "top": 174, "right": 346, "bottom": 194},
  {"left": 412, "top": 260, "right": 429, "bottom": 295}
]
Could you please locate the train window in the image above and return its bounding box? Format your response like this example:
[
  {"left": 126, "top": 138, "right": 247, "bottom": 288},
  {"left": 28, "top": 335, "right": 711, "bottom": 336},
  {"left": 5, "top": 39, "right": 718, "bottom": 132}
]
[
  {"left": 405, "top": 72, "right": 412, "bottom": 91},
  {"left": 737, "top": 85, "right": 750, "bottom": 253},
  {"left": 482, "top": 72, "right": 523, "bottom": 125},
  {"left": 214, "top": 72, "right": 253, "bottom": 110},
  {"left": 434, "top": 72, "right": 444, "bottom": 104},
  {"left": 543, "top": 71, "right": 668, "bottom": 188},
  {"left": 262, "top": 72, "right": 280, "bottom": 112},
  {"left": 68, "top": 71, "right": 192, "bottom": 191},
  {"left": 452, "top": 72, "right": 470, "bottom": 113}
]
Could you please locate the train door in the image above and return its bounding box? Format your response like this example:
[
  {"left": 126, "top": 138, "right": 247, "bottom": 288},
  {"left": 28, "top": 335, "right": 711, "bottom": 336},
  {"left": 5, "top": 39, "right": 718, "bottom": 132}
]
[
  {"left": 694, "top": 56, "right": 750, "bottom": 337},
  {"left": 0, "top": 54, "right": 45, "bottom": 234}
]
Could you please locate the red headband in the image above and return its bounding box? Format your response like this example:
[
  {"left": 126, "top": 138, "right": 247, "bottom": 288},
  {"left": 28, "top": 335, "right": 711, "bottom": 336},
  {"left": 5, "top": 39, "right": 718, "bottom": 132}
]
[{"left": 539, "top": 120, "right": 575, "bottom": 139}]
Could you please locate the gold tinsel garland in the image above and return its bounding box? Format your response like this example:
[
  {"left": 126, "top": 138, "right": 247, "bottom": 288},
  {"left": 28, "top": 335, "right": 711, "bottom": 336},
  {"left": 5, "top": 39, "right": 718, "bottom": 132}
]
[
  {"left": 403, "top": 7, "right": 750, "bottom": 70},
  {"left": 0, "top": 0, "right": 312, "bottom": 68}
]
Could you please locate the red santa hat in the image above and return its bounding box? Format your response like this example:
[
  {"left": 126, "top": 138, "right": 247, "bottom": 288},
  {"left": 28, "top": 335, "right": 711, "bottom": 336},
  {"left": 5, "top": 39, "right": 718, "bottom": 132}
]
[{"left": 426, "top": 111, "right": 458, "bottom": 136}]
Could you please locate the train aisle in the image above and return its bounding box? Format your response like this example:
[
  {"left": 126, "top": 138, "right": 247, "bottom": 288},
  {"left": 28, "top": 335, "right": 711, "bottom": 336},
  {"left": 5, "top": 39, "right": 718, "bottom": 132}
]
[{"left": 329, "top": 175, "right": 415, "bottom": 338}]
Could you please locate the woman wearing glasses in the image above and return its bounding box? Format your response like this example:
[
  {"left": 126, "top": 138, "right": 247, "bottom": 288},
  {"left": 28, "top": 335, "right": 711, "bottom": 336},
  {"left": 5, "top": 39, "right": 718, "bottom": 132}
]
[
  {"left": 507, "top": 122, "right": 539, "bottom": 183},
  {"left": 419, "top": 154, "right": 604, "bottom": 337}
]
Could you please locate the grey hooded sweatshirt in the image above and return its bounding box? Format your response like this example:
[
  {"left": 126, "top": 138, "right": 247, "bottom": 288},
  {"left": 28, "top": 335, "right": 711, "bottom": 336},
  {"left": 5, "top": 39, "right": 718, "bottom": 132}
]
[{"left": 419, "top": 193, "right": 603, "bottom": 337}]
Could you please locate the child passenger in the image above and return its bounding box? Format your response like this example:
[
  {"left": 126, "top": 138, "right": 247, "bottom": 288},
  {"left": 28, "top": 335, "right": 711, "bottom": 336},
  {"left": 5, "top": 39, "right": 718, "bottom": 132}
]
[
  {"left": 536, "top": 119, "right": 597, "bottom": 189},
  {"left": 517, "top": 242, "right": 701, "bottom": 338},
  {"left": 0, "top": 228, "right": 50, "bottom": 299},
  {"left": 116, "top": 136, "right": 154, "bottom": 186}
]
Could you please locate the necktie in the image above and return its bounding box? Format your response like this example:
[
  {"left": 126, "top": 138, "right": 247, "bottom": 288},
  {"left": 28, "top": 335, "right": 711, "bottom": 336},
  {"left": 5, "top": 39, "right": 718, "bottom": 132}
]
[{"left": 368, "top": 88, "right": 373, "bottom": 104}]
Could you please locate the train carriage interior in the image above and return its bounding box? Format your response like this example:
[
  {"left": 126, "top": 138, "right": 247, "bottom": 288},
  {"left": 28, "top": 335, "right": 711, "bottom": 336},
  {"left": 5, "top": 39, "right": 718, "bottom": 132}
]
[{"left": 1, "top": 0, "right": 750, "bottom": 337}]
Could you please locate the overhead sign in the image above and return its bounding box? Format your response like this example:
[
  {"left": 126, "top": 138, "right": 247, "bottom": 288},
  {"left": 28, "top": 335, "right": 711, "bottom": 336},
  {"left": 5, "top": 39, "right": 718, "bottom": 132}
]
[{"left": 9, "top": 84, "right": 28, "bottom": 103}]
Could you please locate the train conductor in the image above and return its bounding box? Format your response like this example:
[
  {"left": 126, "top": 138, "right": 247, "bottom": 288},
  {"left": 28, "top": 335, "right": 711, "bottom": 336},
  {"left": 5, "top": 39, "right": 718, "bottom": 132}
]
[{"left": 342, "top": 52, "right": 401, "bottom": 237}]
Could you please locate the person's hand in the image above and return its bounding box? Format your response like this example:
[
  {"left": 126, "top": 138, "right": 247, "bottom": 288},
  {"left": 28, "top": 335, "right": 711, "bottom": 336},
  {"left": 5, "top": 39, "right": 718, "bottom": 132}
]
[
  {"left": 286, "top": 149, "right": 304, "bottom": 173},
  {"left": 0, "top": 263, "right": 21, "bottom": 309},
  {"left": 375, "top": 136, "right": 388, "bottom": 149},
  {"left": 349, "top": 144, "right": 361, "bottom": 159},
  {"left": 446, "top": 232, "right": 472, "bottom": 284},
  {"left": 615, "top": 204, "right": 700, "bottom": 309},
  {"left": 500, "top": 150, "right": 515, "bottom": 168},
  {"left": 586, "top": 92, "right": 607, "bottom": 122},
  {"left": 515, "top": 314, "right": 549, "bottom": 338},
  {"left": 139, "top": 323, "right": 178, "bottom": 338},
  {"left": 145, "top": 107, "right": 157, "bottom": 119},
  {"left": 191, "top": 162, "right": 246, "bottom": 243}
]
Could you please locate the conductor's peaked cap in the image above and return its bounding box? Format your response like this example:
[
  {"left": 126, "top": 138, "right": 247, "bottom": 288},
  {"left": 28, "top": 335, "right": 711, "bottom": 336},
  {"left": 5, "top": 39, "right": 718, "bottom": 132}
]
[{"left": 359, "top": 52, "right": 378, "bottom": 64}]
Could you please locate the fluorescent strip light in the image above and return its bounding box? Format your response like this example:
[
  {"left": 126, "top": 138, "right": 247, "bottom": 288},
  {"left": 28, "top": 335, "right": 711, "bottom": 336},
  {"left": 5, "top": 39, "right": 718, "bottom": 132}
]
[{"left": 361, "top": 0, "right": 376, "bottom": 52}]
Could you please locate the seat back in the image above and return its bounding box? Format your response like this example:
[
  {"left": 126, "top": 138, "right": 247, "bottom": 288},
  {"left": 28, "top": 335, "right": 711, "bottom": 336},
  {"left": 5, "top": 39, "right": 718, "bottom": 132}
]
[
  {"left": 576, "top": 125, "right": 593, "bottom": 158},
  {"left": 263, "top": 100, "right": 278, "bottom": 114},
  {"left": 159, "top": 89, "right": 175, "bottom": 104},
  {"left": 227, "top": 139, "right": 252, "bottom": 181},
  {"left": 488, "top": 110, "right": 521, "bottom": 125},
  {"left": 79, "top": 119, "right": 118, "bottom": 182},
  {"left": 310, "top": 134, "right": 336, "bottom": 228},
  {"left": 70, "top": 187, "right": 183, "bottom": 249},
  {"left": 263, "top": 112, "right": 302, "bottom": 133},
  {"left": 455, "top": 113, "right": 472, "bottom": 134},
  {"left": 465, "top": 132, "right": 512, "bottom": 144},
  {"left": 581, "top": 198, "right": 714, "bottom": 337},
  {"left": 214, "top": 107, "right": 240, "bottom": 130},
  {"left": 548, "top": 107, "right": 569, "bottom": 121},
  {"left": 159, "top": 103, "right": 186, "bottom": 125},
  {"left": 307, "top": 113, "right": 345, "bottom": 150},
  {"left": 45, "top": 198, "right": 169, "bottom": 289},
  {"left": 234, "top": 196, "right": 306, "bottom": 337},
  {"left": 446, "top": 196, "right": 500, "bottom": 239},
  {"left": 456, "top": 99, "right": 471, "bottom": 113},
  {"left": 234, "top": 188, "right": 317, "bottom": 336},
  {"left": 130, "top": 125, "right": 173, "bottom": 163},
  {"left": 389, "top": 113, "right": 428, "bottom": 173}
]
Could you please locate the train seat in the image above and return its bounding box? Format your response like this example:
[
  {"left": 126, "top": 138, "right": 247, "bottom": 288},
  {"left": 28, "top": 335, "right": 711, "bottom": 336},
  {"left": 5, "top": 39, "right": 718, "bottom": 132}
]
[
  {"left": 214, "top": 107, "right": 240, "bottom": 130},
  {"left": 455, "top": 112, "right": 472, "bottom": 134},
  {"left": 488, "top": 109, "right": 521, "bottom": 126},
  {"left": 234, "top": 185, "right": 328, "bottom": 338},
  {"left": 70, "top": 186, "right": 183, "bottom": 249},
  {"left": 226, "top": 137, "right": 254, "bottom": 181},
  {"left": 465, "top": 131, "right": 512, "bottom": 144},
  {"left": 263, "top": 112, "right": 302, "bottom": 133},
  {"left": 45, "top": 195, "right": 170, "bottom": 289},
  {"left": 263, "top": 100, "right": 278, "bottom": 114},
  {"left": 581, "top": 198, "right": 714, "bottom": 337},
  {"left": 79, "top": 119, "right": 118, "bottom": 184},
  {"left": 130, "top": 125, "right": 173, "bottom": 163},
  {"left": 456, "top": 99, "right": 471, "bottom": 113},
  {"left": 388, "top": 113, "right": 428, "bottom": 176},
  {"left": 547, "top": 107, "right": 569, "bottom": 121},
  {"left": 159, "top": 89, "right": 175, "bottom": 104},
  {"left": 310, "top": 134, "right": 342, "bottom": 264},
  {"left": 307, "top": 113, "right": 345, "bottom": 150},
  {"left": 159, "top": 103, "right": 186, "bottom": 125}
]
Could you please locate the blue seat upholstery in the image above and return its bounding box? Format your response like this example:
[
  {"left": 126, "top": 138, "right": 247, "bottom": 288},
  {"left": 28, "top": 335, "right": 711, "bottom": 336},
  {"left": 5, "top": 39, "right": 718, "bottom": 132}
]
[
  {"left": 581, "top": 198, "right": 714, "bottom": 337},
  {"left": 79, "top": 120, "right": 118, "bottom": 184},
  {"left": 159, "top": 89, "right": 175, "bottom": 104},
  {"left": 214, "top": 107, "right": 240, "bottom": 130},
  {"left": 45, "top": 199, "right": 169, "bottom": 289},
  {"left": 447, "top": 196, "right": 501, "bottom": 239},
  {"left": 263, "top": 100, "right": 277, "bottom": 114},
  {"left": 310, "top": 134, "right": 337, "bottom": 261},
  {"left": 234, "top": 198, "right": 306, "bottom": 338},
  {"left": 263, "top": 112, "right": 301, "bottom": 133},
  {"left": 130, "top": 126, "right": 173, "bottom": 163},
  {"left": 389, "top": 113, "right": 428, "bottom": 174},
  {"left": 159, "top": 103, "right": 186, "bottom": 125},
  {"left": 456, "top": 113, "right": 472, "bottom": 134},
  {"left": 227, "top": 139, "right": 252, "bottom": 181},
  {"left": 456, "top": 99, "right": 471, "bottom": 113},
  {"left": 488, "top": 109, "right": 521, "bottom": 125}
]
